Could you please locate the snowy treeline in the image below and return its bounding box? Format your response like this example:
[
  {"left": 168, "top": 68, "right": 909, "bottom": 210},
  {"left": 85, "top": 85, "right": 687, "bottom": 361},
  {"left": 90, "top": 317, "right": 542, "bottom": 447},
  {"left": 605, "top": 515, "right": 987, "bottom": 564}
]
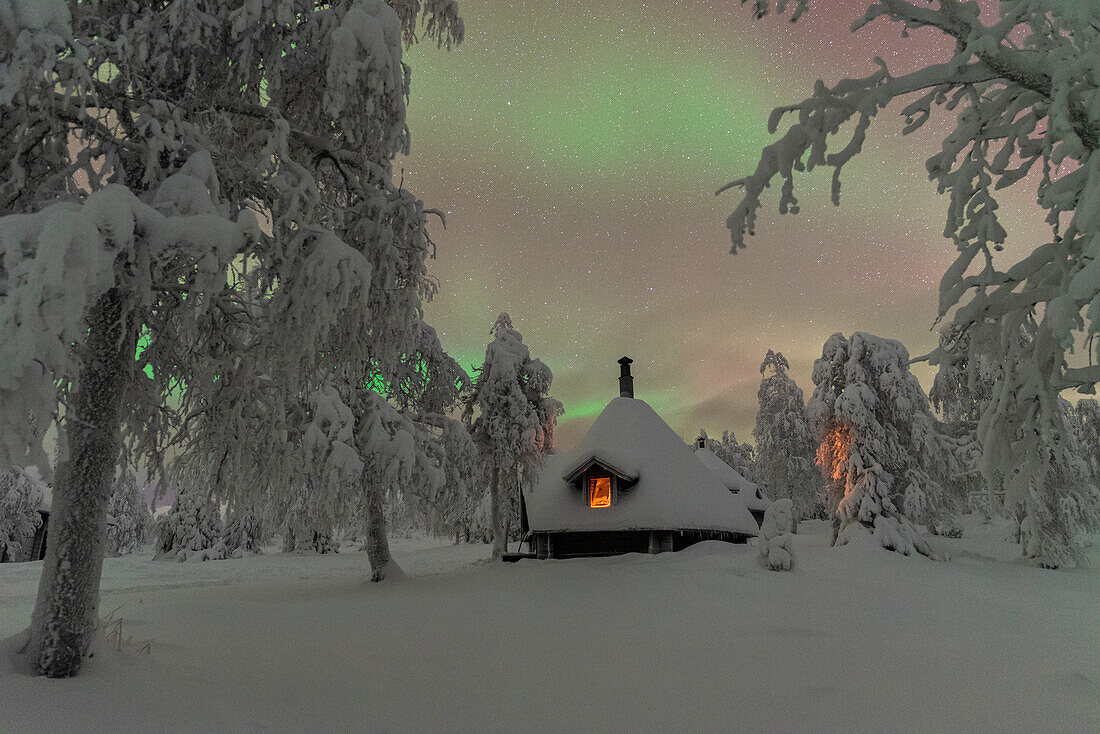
[
  {"left": 696, "top": 429, "right": 758, "bottom": 485},
  {"left": 723, "top": 0, "right": 1100, "bottom": 567}
]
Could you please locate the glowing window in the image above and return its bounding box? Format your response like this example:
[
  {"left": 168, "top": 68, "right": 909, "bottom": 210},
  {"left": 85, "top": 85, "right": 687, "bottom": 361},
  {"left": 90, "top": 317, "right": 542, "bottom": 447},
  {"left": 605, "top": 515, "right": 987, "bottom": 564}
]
[{"left": 589, "top": 476, "right": 611, "bottom": 508}]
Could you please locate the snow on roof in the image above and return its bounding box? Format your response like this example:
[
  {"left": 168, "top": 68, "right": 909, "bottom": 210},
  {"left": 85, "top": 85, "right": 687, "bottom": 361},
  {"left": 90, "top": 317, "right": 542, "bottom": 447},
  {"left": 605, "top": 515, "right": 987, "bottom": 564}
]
[
  {"left": 525, "top": 397, "right": 758, "bottom": 535},
  {"left": 560, "top": 447, "right": 639, "bottom": 483},
  {"left": 693, "top": 447, "right": 771, "bottom": 512}
]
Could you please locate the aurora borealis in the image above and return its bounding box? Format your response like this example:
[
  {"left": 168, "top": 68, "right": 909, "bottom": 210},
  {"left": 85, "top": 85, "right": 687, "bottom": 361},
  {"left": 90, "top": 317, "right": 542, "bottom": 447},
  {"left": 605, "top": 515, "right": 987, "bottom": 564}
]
[{"left": 400, "top": 0, "right": 1047, "bottom": 448}]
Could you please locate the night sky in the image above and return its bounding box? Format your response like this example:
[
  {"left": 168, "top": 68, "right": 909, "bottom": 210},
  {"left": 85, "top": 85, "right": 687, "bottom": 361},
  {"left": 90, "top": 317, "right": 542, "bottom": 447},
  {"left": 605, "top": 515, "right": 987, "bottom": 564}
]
[{"left": 399, "top": 0, "right": 1047, "bottom": 449}]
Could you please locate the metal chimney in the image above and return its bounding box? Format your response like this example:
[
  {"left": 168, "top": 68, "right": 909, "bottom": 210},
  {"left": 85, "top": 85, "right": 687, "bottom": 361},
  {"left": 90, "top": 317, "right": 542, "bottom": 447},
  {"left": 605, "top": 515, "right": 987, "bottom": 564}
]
[{"left": 618, "top": 356, "right": 634, "bottom": 398}]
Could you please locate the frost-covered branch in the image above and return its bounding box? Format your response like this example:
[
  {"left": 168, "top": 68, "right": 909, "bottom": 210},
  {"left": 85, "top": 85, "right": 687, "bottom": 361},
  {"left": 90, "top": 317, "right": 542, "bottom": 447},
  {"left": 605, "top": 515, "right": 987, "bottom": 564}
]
[{"left": 726, "top": 1, "right": 1100, "bottom": 566}]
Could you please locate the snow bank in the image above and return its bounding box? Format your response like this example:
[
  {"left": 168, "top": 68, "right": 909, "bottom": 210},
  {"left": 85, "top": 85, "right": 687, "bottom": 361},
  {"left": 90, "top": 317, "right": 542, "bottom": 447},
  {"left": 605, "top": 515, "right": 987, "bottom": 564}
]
[{"left": 1, "top": 521, "right": 1095, "bottom": 732}]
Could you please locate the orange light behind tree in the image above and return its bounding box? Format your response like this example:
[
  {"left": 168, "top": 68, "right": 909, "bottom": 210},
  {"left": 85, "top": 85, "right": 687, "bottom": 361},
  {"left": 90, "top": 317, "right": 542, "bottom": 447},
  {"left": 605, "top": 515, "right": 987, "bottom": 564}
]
[
  {"left": 589, "top": 476, "right": 611, "bottom": 508},
  {"left": 817, "top": 422, "right": 853, "bottom": 483}
]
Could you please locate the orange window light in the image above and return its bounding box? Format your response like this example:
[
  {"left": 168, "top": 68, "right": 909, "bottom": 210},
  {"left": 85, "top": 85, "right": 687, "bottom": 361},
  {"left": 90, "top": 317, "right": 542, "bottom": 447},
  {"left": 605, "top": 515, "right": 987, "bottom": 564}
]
[{"left": 589, "top": 476, "right": 611, "bottom": 508}]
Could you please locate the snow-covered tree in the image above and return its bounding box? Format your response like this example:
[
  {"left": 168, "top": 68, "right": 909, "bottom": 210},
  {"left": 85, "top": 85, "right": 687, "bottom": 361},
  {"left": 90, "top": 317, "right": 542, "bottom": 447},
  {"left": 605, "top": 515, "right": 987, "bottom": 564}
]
[
  {"left": 219, "top": 502, "right": 270, "bottom": 558},
  {"left": 722, "top": 2, "right": 1100, "bottom": 567},
  {"left": 415, "top": 413, "right": 482, "bottom": 541},
  {"left": 0, "top": 469, "right": 45, "bottom": 563},
  {"left": 753, "top": 350, "right": 822, "bottom": 520},
  {"left": 355, "top": 391, "right": 441, "bottom": 580},
  {"left": 154, "top": 485, "right": 224, "bottom": 562},
  {"left": 930, "top": 322, "right": 1003, "bottom": 518},
  {"left": 1075, "top": 399, "right": 1100, "bottom": 483},
  {"left": 105, "top": 472, "right": 152, "bottom": 557},
  {"left": 0, "top": 0, "right": 462, "bottom": 674},
  {"left": 281, "top": 488, "right": 340, "bottom": 555},
  {"left": 809, "top": 333, "right": 955, "bottom": 557},
  {"left": 464, "top": 314, "right": 562, "bottom": 559},
  {"left": 759, "top": 498, "right": 795, "bottom": 571}
]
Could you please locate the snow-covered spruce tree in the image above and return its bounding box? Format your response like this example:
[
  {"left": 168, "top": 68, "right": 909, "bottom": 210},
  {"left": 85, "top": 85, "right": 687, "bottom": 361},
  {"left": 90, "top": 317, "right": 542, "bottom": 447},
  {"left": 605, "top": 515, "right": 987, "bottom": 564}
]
[
  {"left": 722, "top": 2, "right": 1100, "bottom": 566},
  {"left": 753, "top": 350, "right": 822, "bottom": 521},
  {"left": 154, "top": 484, "right": 224, "bottom": 562},
  {"left": 105, "top": 472, "right": 152, "bottom": 557},
  {"left": 464, "top": 314, "right": 562, "bottom": 560},
  {"left": 809, "top": 333, "right": 956, "bottom": 557},
  {"left": 0, "top": 469, "right": 45, "bottom": 563},
  {"left": 1, "top": 0, "right": 461, "bottom": 675}
]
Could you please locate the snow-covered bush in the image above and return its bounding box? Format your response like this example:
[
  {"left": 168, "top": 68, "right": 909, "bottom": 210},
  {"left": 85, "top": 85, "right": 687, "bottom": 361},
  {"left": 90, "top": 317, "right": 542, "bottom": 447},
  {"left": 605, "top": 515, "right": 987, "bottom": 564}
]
[
  {"left": 0, "top": 469, "right": 45, "bottom": 563},
  {"left": 105, "top": 473, "right": 152, "bottom": 557},
  {"left": 154, "top": 486, "right": 224, "bottom": 563},
  {"left": 809, "top": 333, "right": 953, "bottom": 558},
  {"left": 753, "top": 350, "right": 822, "bottom": 520},
  {"left": 723, "top": 1, "right": 1100, "bottom": 568},
  {"left": 759, "top": 499, "right": 795, "bottom": 571}
]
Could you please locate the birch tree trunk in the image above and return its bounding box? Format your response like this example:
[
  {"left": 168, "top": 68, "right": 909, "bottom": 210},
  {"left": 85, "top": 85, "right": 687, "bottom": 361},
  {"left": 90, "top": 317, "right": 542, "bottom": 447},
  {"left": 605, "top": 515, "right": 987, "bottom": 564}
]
[
  {"left": 24, "top": 289, "right": 133, "bottom": 677},
  {"left": 489, "top": 464, "right": 506, "bottom": 560},
  {"left": 364, "top": 480, "right": 403, "bottom": 582}
]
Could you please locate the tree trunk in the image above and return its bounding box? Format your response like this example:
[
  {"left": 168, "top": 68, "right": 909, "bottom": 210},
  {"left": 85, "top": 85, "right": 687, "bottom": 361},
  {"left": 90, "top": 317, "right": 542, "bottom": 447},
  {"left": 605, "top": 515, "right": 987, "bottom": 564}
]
[
  {"left": 489, "top": 464, "right": 505, "bottom": 560},
  {"left": 24, "top": 289, "right": 133, "bottom": 678},
  {"left": 364, "top": 480, "right": 403, "bottom": 582}
]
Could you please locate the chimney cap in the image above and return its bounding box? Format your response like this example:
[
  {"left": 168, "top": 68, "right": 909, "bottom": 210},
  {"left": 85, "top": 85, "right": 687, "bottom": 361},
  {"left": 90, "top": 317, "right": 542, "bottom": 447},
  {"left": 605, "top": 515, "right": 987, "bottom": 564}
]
[{"left": 617, "top": 356, "right": 633, "bottom": 365}]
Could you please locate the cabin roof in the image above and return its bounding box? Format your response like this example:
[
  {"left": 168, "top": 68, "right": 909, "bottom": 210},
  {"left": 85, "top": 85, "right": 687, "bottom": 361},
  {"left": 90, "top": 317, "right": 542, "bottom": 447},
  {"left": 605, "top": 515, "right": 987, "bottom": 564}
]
[
  {"left": 693, "top": 447, "right": 771, "bottom": 511},
  {"left": 561, "top": 449, "right": 639, "bottom": 484},
  {"left": 525, "top": 397, "right": 758, "bottom": 535}
]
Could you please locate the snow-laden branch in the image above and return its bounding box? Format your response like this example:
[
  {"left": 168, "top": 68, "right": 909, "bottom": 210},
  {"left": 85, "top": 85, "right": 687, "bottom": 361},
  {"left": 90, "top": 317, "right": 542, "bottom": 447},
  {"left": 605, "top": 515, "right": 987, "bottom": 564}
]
[
  {"left": 717, "top": 60, "right": 998, "bottom": 252},
  {"left": 728, "top": 1, "right": 1100, "bottom": 567}
]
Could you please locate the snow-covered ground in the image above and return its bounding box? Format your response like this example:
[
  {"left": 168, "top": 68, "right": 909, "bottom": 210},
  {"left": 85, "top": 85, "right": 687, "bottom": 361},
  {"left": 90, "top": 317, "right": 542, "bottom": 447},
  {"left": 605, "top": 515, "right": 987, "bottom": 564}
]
[{"left": 1, "top": 519, "right": 1097, "bottom": 733}]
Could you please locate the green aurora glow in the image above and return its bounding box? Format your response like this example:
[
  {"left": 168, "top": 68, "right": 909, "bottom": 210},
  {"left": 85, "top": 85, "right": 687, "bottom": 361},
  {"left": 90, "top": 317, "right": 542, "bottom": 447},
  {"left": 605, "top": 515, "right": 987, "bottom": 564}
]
[{"left": 397, "top": 0, "right": 1045, "bottom": 447}]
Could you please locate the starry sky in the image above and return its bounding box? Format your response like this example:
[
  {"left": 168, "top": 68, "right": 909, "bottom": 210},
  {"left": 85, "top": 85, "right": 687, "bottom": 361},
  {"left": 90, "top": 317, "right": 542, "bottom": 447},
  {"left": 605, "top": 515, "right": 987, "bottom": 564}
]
[{"left": 399, "top": 0, "right": 1048, "bottom": 449}]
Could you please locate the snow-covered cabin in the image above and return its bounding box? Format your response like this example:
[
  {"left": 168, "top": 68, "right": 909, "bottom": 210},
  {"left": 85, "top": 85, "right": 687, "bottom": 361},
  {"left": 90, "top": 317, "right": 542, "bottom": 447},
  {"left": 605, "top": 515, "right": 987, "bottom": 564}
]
[
  {"left": 521, "top": 358, "right": 758, "bottom": 559},
  {"left": 691, "top": 437, "right": 772, "bottom": 525}
]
